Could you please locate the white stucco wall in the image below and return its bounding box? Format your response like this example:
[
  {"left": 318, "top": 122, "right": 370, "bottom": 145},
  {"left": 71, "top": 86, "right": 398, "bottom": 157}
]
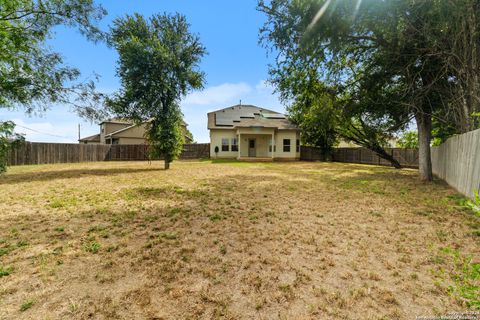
[
  {"left": 273, "top": 130, "right": 300, "bottom": 159},
  {"left": 210, "top": 129, "right": 300, "bottom": 159},
  {"left": 210, "top": 129, "right": 238, "bottom": 158}
]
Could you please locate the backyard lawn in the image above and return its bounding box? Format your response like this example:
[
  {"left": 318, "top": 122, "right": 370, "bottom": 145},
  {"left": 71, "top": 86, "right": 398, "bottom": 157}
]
[{"left": 0, "top": 160, "right": 478, "bottom": 319}]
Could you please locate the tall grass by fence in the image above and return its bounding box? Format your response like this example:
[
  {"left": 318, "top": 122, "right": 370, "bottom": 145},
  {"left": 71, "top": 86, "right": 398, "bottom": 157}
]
[
  {"left": 431, "top": 128, "right": 480, "bottom": 198},
  {"left": 8, "top": 142, "right": 210, "bottom": 166}
]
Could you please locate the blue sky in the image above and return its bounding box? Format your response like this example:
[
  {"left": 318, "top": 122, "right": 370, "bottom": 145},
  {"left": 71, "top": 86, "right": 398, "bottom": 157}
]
[{"left": 0, "top": 0, "right": 283, "bottom": 143}]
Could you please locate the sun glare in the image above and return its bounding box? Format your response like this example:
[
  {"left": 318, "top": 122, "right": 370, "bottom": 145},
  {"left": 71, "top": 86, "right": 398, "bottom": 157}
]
[
  {"left": 307, "top": 0, "right": 363, "bottom": 32},
  {"left": 307, "top": 0, "right": 332, "bottom": 31}
]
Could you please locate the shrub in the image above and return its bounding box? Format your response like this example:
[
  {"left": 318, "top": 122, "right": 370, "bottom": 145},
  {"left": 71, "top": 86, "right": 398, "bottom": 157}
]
[
  {"left": 0, "top": 121, "right": 25, "bottom": 174},
  {"left": 397, "top": 131, "right": 418, "bottom": 148},
  {"left": 465, "top": 190, "right": 480, "bottom": 215}
]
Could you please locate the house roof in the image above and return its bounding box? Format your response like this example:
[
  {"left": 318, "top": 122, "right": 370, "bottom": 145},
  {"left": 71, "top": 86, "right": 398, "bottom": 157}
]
[
  {"left": 105, "top": 122, "right": 193, "bottom": 143},
  {"left": 100, "top": 118, "right": 188, "bottom": 127},
  {"left": 80, "top": 118, "right": 191, "bottom": 143},
  {"left": 207, "top": 104, "right": 299, "bottom": 130},
  {"left": 105, "top": 124, "right": 139, "bottom": 138},
  {"left": 233, "top": 117, "right": 299, "bottom": 130},
  {"left": 99, "top": 118, "right": 131, "bottom": 125},
  {"left": 78, "top": 134, "right": 100, "bottom": 142}
]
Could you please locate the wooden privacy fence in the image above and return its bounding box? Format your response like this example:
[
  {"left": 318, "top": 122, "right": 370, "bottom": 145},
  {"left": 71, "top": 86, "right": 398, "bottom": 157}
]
[
  {"left": 8, "top": 142, "right": 210, "bottom": 166},
  {"left": 300, "top": 146, "right": 419, "bottom": 168},
  {"left": 332, "top": 148, "right": 419, "bottom": 168},
  {"left": 9, "top": 142, "right": 419, "bottom": 168},
  {"left": 431, "top": 128, "right": 480, "bottom": 198},
  {"left": 300, "top": 146, "right": 328, "bottom": 161}
]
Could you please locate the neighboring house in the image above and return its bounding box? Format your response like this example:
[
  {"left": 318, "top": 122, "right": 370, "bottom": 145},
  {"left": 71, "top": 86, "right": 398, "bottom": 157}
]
[
  {"left": 79, "top": 119, "right": 193, "bottom": 145},
  {"left": 208, "top": 104, "right": 301, "bottom": 160}
]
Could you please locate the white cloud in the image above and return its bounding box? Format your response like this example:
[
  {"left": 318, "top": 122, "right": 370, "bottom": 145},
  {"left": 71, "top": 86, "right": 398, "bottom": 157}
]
[
  {"left": 183, "top": 82, "right": 252, "bottom": 105},
  {"left": 255, "top": 80, "right": 272, "bottom": 92}
]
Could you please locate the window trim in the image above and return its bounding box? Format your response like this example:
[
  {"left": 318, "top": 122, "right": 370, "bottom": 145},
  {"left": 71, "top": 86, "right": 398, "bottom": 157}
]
[
  {"left": 231, "top": 137, "right": 238, "bottom": 152},
  {"left": 283, "top": 139, "right": 291, "bottom": 152},
  {"left": 221, "top": 138, "right": 229, "bottom": 152}
]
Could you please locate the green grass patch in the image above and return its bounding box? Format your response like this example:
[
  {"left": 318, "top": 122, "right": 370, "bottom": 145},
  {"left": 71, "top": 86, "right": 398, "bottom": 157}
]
[
  {"left": 20, "top": 300, "right": 34, "bottom": 312},
  {"left": 46, "top": 196, "right": 78, "bottom": 209},
  {"left": 17, "top": 240, "right": 29, "bottom": 247},
  {"left": 465, "top": 190, "right": 480, "bottom": 216},
  {"left": 83, "top": 240, "right": 101, "bottom": 254},
  {"left": 209, "top": 213, "right": 224, "bottom": 222},
  {"left": 0, "top": 266, "right": 14, "bottom": 277},
  {"left": 436, "top": 247, "right": 480, "bottom": 308},
  {"left": 0, "top": 247, "right": 12, "bottom": 257}
]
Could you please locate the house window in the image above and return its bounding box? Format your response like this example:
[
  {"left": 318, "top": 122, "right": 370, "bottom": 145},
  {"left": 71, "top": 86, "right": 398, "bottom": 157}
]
[
  {"left": 221, "top": 138, "right": 229, "bottom": 152},
  {"left": 231, "top": 138, "right": 238, "bottom": 151},
  {"left": 283, "top": 139, "right": 291, "bottom": 152},
  {"left": 296, "top": 139, "right": 300, "bottom": 152}
]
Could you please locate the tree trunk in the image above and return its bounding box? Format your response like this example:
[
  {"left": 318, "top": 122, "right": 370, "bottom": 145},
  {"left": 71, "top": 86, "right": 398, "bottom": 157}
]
[
  {"left": 415, "top": 112, "right": 433, "bottom": 181},
  {"left": 164, "top": 157, "right": 170, "bottom": 170},
  {"left": 371, "top": 147, "right": 402, "bottom": 169},
  {"left": 339, "top": 133, "right": 402, "bottom": 169}
]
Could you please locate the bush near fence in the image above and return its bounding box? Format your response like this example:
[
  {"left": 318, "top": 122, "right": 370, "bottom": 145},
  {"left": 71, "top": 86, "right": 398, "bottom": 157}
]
[{"left": 8, "top": 142, "right": 210, "bottom": 166}]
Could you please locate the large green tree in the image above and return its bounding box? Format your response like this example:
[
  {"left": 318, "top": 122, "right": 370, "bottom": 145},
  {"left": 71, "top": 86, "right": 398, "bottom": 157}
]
[
  {"left": 108, "top": 13, "right": 206, "bottom": 170},
  {"left": 0, "top": 0, "right": 106, "bottom": 173},
  {"left": 287, "top": 75, "right": 406, "bottom": 167},
  {"left": 259, "top": 0, "right": 479, "bottom": 181},
  {"left": 0, "top": 0, "right": 107, "bottom": 117}
]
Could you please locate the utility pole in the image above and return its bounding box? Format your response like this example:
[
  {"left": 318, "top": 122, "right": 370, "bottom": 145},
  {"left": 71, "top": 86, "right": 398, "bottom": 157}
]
[{"left": 78, "top": 124, "right": 80, "bottom": 141}]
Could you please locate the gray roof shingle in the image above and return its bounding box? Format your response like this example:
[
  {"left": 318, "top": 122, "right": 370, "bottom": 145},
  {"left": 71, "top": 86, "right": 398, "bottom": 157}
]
[{"left": 207, "top": 104, "right": 299, "bottom": 130}]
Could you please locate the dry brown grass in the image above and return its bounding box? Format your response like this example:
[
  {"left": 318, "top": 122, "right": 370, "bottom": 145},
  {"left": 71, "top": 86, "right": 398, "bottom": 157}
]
[{"left": 0, "top": 160, "right": 478, "bottom": 319}]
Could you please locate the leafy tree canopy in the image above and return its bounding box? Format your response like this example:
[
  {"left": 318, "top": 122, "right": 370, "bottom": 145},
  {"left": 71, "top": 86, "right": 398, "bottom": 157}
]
[
  {"left": 258, "top": 0, "right": 479, "bottom": 180},
  {"left": 397, "top": 131, "right": 418, "bottom": 149},
  {"left": 108, "top": 13, "right": 206, "bottom": 169},
  {"left": 0, "top": 0, "right": 107, "bottom": 118}
]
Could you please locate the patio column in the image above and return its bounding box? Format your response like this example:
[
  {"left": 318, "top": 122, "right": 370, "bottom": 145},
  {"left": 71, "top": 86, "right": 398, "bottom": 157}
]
[
  {"left": 271, "top": 131, "right": 275, "bottom": 160},
  {"left": 237, "top": 133, "right": 241, "bottom": 159}
]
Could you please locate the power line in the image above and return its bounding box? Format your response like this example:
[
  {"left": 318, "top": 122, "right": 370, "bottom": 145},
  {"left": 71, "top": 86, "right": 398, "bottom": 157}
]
[{"left": 14, "top": 123, "right": 74, "bottom": 139}]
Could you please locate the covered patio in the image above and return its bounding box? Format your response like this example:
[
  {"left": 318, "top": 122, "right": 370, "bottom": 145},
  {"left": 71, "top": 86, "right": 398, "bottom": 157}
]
[{"left": 236, "top": 128, "right": 275, "bottom": 160}]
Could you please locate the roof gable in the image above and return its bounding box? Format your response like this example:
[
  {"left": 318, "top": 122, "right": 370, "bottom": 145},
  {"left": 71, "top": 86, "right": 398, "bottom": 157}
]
[
  {"left": 78, "top": 134, "right": 100, "bottom": 142},
  {"left": 208, "top": 104, "right": 298, "bottom": 130}
]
